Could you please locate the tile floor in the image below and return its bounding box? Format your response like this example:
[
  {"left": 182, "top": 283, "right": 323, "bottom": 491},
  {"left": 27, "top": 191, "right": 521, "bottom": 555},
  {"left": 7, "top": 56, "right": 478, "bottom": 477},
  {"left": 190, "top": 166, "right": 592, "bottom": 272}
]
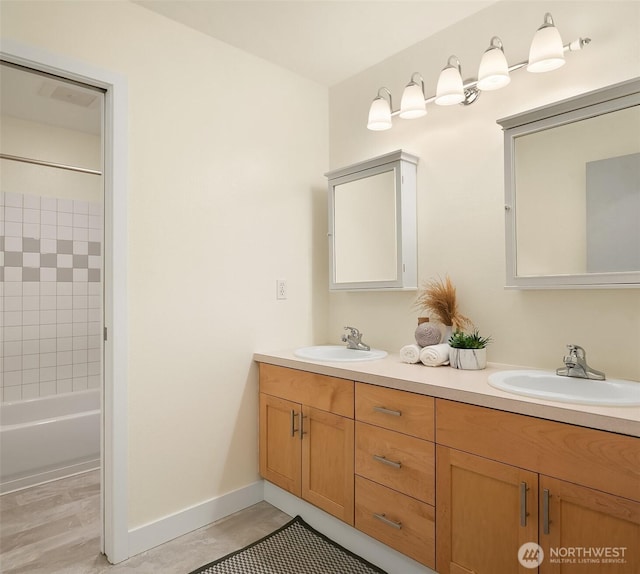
[{"left": 0, "top": 470, "right": 291, "bottom": 574}]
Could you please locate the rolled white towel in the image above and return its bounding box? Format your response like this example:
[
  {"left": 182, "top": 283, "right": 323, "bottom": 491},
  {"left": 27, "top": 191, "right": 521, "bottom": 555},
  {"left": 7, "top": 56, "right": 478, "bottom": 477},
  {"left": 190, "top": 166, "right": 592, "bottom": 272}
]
[
  {"left": 400, "top": 344, "right": 422, "bottom": 364},
  {"left": 420, "top": 344, "right": 450, "bottom": 367}
]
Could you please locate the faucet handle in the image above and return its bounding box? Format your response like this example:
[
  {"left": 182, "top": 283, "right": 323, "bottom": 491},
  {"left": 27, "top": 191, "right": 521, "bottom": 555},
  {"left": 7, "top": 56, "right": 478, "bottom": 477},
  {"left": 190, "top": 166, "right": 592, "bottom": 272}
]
[
  {"left": 566, "top": 344, "right": 586, "bottom": 358},
  {"left": 344, "top": 326, "right": 360, "bottom": 337}
]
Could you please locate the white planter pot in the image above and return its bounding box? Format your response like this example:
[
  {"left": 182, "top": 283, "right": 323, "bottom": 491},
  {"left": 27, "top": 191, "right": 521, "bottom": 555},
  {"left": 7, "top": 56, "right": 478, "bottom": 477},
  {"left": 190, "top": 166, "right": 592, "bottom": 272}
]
[{"left": 449, "top": 347, "right": 487, "bottom": 370}]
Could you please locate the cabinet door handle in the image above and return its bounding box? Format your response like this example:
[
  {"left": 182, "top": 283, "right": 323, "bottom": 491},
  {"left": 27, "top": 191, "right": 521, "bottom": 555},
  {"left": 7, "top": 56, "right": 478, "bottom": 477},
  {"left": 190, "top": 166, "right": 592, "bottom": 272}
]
[
  {"left": 300, "top": 413, "right": 307, "bottom": 441},
  {"left": 543, "top": 488, "right": 550, "bottom": 534},
  {"left": 290, "top": 410, "right": 298, "bottom": 437},
  {"left": 373, "top": 455, "right": 402, "bottom": 469},
  {"left": 520, "top": 482, "right": 528, "bottom": 527},
  {"left": 373, "top": 513, "right": 402, "bottom": 530},
  {"left": 373, "top": 406, "right": 402, "bottom": 417}
]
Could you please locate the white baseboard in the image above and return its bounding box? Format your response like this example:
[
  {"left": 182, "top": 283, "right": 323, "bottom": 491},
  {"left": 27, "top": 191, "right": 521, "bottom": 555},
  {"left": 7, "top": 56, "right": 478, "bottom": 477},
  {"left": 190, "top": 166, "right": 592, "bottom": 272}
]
[
  {"left": 128, "top": 480, "right": 264, "bottom": 557},
  {"left": 264, "top": 482, "right": 436, "bottom": 574}
]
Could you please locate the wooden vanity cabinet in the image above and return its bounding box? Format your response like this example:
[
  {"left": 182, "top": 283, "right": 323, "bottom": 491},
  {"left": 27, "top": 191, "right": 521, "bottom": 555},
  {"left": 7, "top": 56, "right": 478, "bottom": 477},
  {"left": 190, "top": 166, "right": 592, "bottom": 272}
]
[
  {"left": 259, "top": 364, "right": 355, "bottom": 524},
  {"left": 354, "top": 383, "right": 436, "bottom": 568},
  {"left": 436, "top": 399, "right": 640, "bottom": 574},
  {"left": 258, "top": 363, "right": 639, "bottom": 572}
]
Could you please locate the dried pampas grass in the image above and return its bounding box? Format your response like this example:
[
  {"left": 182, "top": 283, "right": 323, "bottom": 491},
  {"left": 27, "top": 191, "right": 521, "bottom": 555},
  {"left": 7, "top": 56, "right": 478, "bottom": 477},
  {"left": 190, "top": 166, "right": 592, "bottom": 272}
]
[{"left": 414, "top": 275, "right": 473, "bottom": 331}]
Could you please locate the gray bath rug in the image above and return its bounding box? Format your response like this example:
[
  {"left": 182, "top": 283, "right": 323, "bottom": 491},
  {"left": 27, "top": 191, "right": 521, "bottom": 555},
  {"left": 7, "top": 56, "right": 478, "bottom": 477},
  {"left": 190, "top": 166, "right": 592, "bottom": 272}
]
[{"left": 189, "top": 515, "right": 387, "bottom": 574}]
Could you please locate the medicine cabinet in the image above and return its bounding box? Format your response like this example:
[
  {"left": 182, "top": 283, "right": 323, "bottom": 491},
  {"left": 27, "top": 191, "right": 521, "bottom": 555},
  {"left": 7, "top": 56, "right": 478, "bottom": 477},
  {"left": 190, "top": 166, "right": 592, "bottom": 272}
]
[
  {"left": 326, "top": 150, "right": 418, "bottom": 291},
  {"left": 498, "top": 78, "right": 640, "bottom": 289}
]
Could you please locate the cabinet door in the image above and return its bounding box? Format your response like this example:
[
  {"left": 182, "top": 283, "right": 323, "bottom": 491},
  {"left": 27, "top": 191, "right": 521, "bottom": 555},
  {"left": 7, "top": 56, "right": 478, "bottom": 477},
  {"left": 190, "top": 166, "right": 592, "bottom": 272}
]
[
  {"left": 301, "top": 405, "right": 355, "bottom": 524},
  {"left": 259, "top": 393, "right": 301, "bottom": 496},
  {"left": 437, "top": 446, "right": 538, "bottom": 574},
  {"left": 539, "top": 475, "right": 640, "bottom": 574}
]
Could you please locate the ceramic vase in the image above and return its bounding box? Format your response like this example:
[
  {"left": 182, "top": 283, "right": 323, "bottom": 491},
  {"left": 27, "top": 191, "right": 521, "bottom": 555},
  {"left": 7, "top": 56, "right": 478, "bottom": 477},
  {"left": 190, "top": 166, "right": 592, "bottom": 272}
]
[
  {"left": 449, "top": 347, "right": 487, "bottom": 370},
  {"left": 440, "top": 324, "right": 453, "bottom": 344}
]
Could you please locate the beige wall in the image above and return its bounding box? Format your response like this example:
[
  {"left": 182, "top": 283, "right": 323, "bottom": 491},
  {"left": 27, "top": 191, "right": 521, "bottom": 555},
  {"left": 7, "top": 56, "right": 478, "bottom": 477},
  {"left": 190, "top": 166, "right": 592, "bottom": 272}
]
[
  {"left": 1, "top": 0, "right": 329, "bottom": 529},
  {"left": 328, "top": 1, "right": 640, "bottom": 381}
]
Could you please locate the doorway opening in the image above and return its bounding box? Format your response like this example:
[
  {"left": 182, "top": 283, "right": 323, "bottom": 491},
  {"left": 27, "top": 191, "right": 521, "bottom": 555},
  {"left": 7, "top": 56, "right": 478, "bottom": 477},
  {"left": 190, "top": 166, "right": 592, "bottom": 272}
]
[{"left": 0, "top": 43, "right": 129, "bottom": 564}]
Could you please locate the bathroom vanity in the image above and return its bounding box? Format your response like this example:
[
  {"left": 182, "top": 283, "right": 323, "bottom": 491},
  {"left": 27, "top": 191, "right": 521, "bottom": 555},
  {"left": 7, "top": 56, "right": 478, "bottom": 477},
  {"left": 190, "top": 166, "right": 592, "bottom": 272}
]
[{"left": 255, "top": 351, "right": 640, "bottom": 573}]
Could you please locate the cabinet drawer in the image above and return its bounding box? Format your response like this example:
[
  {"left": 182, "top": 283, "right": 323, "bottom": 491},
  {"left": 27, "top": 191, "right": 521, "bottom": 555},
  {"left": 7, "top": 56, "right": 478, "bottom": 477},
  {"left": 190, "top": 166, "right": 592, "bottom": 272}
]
[
  {"left": 355, "top": 421, "right": 434, "bottom": 504},
  {"left": 436, "top": 399, "right": 640, "bottom": 501},
  {"left": 355, "top": 475, "right": 435, "bottom": 568},
  {"left": 259, "top": 364, "right": 354, "bottom": 418},
  {"left": 355, "top": 383, "right": 434, "bottom": 440}
]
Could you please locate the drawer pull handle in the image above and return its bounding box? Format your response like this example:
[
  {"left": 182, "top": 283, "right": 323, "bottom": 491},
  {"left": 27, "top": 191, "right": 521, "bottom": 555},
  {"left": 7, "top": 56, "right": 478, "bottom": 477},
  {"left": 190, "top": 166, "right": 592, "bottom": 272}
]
[
  {"left": 290, "top": 410, "right": 299, "bottom": 437},
  {"left": 373, "top": 455, "right": 402, "bottom": 469},
  {"left": 373, "top": 513, "right": 402, "bottom": 530},
  {"left": 520, "top": 481, "right": 528, "bottom": 527},
  {"left": 373, "top": 406, "right": 402, "bottom": 417}
]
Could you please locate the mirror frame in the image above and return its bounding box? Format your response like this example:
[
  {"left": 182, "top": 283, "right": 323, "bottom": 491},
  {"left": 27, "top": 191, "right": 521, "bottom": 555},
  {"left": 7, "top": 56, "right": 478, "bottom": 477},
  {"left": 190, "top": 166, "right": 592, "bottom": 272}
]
[
  {"left": 498, "top": 78, "right": 640, "bottom": 289},
  {"left": 326, "top": 150, "right": 418, "bottom": 291}
]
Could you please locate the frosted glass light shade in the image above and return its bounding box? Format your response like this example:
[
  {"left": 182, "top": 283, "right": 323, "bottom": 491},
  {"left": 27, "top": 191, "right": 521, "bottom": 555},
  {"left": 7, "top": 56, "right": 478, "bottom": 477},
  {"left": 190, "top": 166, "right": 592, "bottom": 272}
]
[
  {"left": 367, "top": 97, "right": 392, "bottom": 130},
  {"left": 400, "top": 82, "right": 427, "bottom": 119},
  {"left": 528, "top": 18, "right": 565, "bottom": 72},
  {"left": 477, "top": 45, "right": 511, "bottom": 91},
  {"left": 435, "top": 65, "right": 464, "bottom": 106}
]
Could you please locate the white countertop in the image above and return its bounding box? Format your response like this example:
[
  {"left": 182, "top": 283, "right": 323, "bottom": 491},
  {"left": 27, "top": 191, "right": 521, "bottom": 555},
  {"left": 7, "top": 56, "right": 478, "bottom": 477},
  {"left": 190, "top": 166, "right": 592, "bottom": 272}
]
[{"left": 254, "top": 350, "right": 640, "bottom": 438}]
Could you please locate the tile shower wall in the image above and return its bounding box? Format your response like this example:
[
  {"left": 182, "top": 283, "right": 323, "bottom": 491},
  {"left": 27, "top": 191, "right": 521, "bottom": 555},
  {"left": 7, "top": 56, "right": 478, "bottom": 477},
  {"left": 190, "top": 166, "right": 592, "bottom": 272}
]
[{"left": 1, "top": 191, "right": 102, "bottom": 402}]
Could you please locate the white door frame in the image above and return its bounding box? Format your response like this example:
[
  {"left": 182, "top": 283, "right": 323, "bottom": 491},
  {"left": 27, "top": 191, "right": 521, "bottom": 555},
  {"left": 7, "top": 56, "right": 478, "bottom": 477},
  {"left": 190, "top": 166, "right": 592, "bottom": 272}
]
[{"left": 1, "top": 39, "right": 130, "bottom": 563}]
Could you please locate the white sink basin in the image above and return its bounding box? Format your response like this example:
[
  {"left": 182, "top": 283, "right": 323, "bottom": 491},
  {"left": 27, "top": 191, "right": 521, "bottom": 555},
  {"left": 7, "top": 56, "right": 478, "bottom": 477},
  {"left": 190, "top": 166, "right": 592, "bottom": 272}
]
[
  {"left": 294, "top": 345, "right": 387, "bottom": 362},
  {"left": 488, "top": 370, "right": 640, "bottom": 406}
]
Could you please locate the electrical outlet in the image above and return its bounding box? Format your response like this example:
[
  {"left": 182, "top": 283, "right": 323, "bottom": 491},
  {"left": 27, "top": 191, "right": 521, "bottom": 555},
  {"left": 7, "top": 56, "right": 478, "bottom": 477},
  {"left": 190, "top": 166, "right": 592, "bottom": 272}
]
[{"left": 276, "top": 279, "right": 287, "bottom": 300}]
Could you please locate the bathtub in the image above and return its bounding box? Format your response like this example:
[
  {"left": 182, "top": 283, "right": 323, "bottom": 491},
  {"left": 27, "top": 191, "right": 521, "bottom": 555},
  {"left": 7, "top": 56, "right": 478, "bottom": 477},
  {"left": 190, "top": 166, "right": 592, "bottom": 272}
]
[{"left": 0, "top": 389, "right": 100, "bottom": 493}]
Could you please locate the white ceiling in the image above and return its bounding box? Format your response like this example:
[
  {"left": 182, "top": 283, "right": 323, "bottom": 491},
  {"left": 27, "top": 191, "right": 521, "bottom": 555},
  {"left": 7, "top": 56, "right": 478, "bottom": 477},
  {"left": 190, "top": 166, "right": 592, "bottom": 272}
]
[{"left": 133, "top": 0, "right": 497, "bottom": 87}]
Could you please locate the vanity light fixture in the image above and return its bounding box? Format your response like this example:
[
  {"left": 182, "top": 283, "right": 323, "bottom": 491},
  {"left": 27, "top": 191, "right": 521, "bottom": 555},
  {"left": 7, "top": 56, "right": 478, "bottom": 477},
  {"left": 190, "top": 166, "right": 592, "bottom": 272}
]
[
  {"left": 400, "top": 73, "right": 427, "bottom": 118},
  {"left": 435, "top": 56, "right": 465, "bottom": 106},
  {"left": 367, "top": 87, "right": 393, "bottom": 131},
  {"left": 528, "top": 12, "right": 566, "bottom": 72},
  {"left": 367, "top": 13, "right": 590, "bottom": 130},
  {"left": 477, "top": 36, "right": 511, "bottom": 91}
]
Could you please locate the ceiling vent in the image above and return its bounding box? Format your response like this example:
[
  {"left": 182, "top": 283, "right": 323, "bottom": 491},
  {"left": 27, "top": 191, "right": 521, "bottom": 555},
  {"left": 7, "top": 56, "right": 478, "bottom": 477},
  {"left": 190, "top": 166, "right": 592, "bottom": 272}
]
[{"left": 37, "top": 81, "right": 98, "bottom": 108}]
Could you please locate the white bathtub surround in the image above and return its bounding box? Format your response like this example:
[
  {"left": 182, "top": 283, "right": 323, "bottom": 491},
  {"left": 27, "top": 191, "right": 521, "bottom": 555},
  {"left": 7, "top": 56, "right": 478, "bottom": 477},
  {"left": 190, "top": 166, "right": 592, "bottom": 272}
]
[
  {"left": 449, "top": 347, "right": 487, "bottom": 370},
  {"left": 1, "top": 191, "right": 103, "bottom": 403},
  {"left": 0, "top": 388, "right": 100, "bottom": 493}
]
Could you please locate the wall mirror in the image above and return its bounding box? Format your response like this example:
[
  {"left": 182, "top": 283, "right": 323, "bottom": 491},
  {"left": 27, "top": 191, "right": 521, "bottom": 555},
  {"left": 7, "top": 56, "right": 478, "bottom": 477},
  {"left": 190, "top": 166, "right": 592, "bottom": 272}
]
[
  {"left": 326, "top": 150, "right": 418, "bottom": 291},
  {"left": 498, "top": 78, "right": 640, "bottom": 289}
]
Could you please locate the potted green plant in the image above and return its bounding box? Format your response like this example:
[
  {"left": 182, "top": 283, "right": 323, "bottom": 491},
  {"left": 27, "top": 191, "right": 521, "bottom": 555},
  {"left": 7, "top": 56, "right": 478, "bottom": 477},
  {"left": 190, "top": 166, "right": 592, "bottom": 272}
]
[{"left": 448, "top": 330, "right": 492, "bottom": 370}]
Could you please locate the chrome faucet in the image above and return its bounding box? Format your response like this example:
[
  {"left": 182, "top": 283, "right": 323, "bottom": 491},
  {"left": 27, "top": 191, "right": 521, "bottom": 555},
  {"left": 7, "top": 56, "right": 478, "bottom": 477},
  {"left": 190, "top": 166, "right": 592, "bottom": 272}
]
[
  {"left": 556, "top": 344, "right": 606, "bottom": 380},
  {"left": 341, "top": 326, "right": 371, "bottom": 351}
]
